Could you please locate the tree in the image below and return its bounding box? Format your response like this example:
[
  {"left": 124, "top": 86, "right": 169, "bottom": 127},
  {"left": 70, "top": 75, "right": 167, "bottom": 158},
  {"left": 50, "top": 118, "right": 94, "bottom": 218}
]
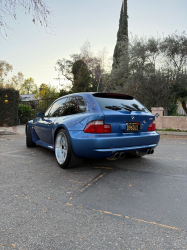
[
  {"left": 161, "top": 32, "right": 187, "bottom": 114},
  {"left": 110, "top": 0, "right": 129, "bottom": 92},
  {"left": 0, "top": 0, "right": 51, "bottom": 38},
  {"left": 35, "top": 83, "right": 59, "bottom": 99},
  {"left": 20, "top": 77, "right": 37, "bottom": 94},
  {"left": 55, "top": 41, "right": 111, "bottom": 93},
  {"left": 55, "top": 57, "right": 75, "bottom": 84},
  {"left": 124, "top": 35, "right": 177, "bottom": 115},
  {"left": 71, "top": 60, "right": 92, "bottom": 92},
  {"left": 0, "top": 61, "right": 25, "bottom": 90},
  {"left": 11, "top": 72, "right": 24, "bottom": 90},
  {"left": 59, "top": 88, "right": 72, "bottom": 98},
  {"left": 125, "top": 33, "right": 187, "bottom": 115},
  {"left": 79, "top": 41, "right": 111, "bottom": 91},
  {"left": 174, "top": 71, "right": 187, "bottom": 114},
  {"left": 0, "top": 60, "right": 13, "bottom": 86},
  {"left": 161, "top": 32, "right": 187, "bottom": 72}
]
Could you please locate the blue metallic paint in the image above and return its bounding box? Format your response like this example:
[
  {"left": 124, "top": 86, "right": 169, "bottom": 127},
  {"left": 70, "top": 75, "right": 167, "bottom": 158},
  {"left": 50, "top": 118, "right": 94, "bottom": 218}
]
[
  {"left": 69, "top": 130, "right": 159, "bottom": 158},
  {"left": 26, "top": 93, "right": 160, "bottom": 159}
]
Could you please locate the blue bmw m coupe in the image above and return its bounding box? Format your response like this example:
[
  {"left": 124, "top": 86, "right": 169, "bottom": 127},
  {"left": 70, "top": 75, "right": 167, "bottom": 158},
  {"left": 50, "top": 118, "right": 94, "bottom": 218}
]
[{"left": 26, "top": 92, "right": 160, "bottom": 168}]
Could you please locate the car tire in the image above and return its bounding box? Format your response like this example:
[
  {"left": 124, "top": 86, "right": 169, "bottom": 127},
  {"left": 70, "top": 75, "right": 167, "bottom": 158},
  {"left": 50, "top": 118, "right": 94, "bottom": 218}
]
[
  {"left": 26, "top": 125, "right": 36, "bottom": 147},
  {"left": 55, "top": 129, "right": 83, "bottom": 169}
]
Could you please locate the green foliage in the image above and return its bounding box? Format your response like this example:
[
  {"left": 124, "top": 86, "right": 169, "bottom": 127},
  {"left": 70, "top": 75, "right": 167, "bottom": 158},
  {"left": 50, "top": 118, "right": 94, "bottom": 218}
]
[
  {"left": 0, "top": 88, "right": 19, "bottom": 126},
  {"left": 71, "top": 60, "right": 93, "bottom": 92},
  {"left": 168, "top": 102, "right": 178, "bottom": 116},
  {"left": 111, "top": 0, "right": 129, "bottom": 90},
  {"left": 72, "top": 60, "right": 87, "bottom": 76},
  {"left": 18, "top": 104, "right": 36, "bottom": 124},
  {"left": 122, "top": 32, "right": 187, "bottom": 115},
  {"left": 35, "top": 83, "right": 59, "bottom": 100},
  {"left": 56, "top": 41, "right": 111, "bottom": 94},
  {"left": 160, "top": 32, "right": 187, "bottom": 71},
  {"left": 59, "top": 89, "right": 72, "bottom": 97}
]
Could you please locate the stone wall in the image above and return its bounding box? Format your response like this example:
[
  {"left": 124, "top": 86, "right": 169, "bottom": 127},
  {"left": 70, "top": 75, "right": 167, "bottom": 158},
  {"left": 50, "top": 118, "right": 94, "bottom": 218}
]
[{"left": 151, "top": 107, "right": 187, "bottom": 130}]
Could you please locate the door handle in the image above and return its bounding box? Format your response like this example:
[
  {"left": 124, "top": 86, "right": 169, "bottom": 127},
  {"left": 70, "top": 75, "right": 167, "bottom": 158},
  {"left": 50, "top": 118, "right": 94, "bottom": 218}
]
[{"left": 48, "top": 122, "right": 52, "bottom": 125}]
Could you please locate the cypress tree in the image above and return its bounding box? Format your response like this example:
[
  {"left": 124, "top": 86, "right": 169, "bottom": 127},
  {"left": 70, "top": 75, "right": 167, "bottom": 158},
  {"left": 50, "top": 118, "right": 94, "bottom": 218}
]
[{"left": 111, "top": 0, "right": 129, "bottom": 92}]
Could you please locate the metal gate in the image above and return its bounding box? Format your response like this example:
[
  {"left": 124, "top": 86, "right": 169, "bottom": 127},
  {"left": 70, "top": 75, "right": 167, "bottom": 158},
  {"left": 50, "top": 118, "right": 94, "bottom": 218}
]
[{"left": 17, "top": 98, "right": 56, "bottom": 124}]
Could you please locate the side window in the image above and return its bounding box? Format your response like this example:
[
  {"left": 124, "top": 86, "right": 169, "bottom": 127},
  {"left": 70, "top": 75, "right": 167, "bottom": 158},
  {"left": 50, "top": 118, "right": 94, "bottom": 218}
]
[
  {"left": 48, "top": 98, "right": 67, "bottom": 117},
  {"left": 62, "top": 96, "right": 86, "bottom": 116},
  {"left": 44, "top": 106, "right": 52, "bottom": 117}
]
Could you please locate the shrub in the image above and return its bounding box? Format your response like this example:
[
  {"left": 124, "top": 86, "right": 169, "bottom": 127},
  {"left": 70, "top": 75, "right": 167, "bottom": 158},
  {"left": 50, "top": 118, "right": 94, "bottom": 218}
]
[
  {"left": 18, "top": 104, "right": 36, "bottom": 124},
  {"left": 0, "top": 88, "right": 19, "bottom": 126},
  {"left": 168, "top": 103, "right": 178, "bottom": 116}
]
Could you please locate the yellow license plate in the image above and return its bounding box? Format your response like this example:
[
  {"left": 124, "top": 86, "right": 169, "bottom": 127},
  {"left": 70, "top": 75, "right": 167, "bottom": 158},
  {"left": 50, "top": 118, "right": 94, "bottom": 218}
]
[{"left": 126, "top": 123, "right": 139, "bottom": 131}]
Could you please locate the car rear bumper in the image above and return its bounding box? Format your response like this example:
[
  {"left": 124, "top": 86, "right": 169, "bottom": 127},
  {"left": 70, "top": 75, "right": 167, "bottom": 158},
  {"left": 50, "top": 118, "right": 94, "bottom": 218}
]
[{"left": 69, "top": 131, "right": 160, "bottom": 158}]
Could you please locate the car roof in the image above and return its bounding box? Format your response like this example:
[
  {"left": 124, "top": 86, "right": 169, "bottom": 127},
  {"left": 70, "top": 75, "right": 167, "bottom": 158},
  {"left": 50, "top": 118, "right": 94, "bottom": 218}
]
[{"left": 56, "top": 92, "right": 134, "bottom": 100}]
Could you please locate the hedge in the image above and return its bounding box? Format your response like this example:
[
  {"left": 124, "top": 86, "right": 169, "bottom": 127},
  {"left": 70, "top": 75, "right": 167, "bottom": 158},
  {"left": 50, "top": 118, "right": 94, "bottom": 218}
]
[
  {"left": 18, "top": 103, "right": 36, "bottom": 124},
  {"left": 0, "top": 88, "right": 19, "bottom": 126}
]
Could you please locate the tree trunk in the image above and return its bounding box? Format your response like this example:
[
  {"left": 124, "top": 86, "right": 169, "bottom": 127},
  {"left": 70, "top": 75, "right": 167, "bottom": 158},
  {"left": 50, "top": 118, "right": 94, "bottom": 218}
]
[
  {"left": 182, "top": 101, "right": 187, "bottom": 115},
  {"left": 163, "top": 105, "right": 168, "bottom": 116}
]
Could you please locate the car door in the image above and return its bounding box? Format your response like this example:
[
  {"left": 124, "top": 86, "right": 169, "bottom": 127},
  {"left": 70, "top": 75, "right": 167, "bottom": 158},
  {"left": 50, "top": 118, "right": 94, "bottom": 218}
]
[{"left": 34, "top": 98, "right": 67, "bottom": 145}]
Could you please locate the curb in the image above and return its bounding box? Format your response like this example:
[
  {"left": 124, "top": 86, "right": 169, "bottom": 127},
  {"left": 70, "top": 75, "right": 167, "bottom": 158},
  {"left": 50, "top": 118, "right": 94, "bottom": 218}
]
[
  {"left": 158, "top": 131, "right": 187, "bottom": 136},
  {"left": 0, "top": 131, "right": 18, "bottom": 135},
  {"left": 0, "top": 128, "right": 187, "bottom": 136},
  {"left": 0, "top": 125, "right": 25, "bottom": 135}
]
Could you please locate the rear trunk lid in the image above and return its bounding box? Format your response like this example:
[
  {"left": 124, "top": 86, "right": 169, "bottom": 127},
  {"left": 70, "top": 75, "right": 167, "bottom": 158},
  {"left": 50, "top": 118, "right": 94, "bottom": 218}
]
[
  {"left": 102, "top": 110, "right": 154, "bottom": 133},
  {"left": 92, "top": 93, "right": 155, "bottom": 133}
]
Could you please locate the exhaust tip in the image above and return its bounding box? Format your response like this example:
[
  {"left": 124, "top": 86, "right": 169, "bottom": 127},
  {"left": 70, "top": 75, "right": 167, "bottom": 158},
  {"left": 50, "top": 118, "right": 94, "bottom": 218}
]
[
  {"left": 120, "top": 152, "right": 125, "bottom": 159},
  {"left": 147, "top": 149, "right": 154, "bottom": 154},
  {"left": 114, "top": 152, "right": 120, "bottom": 159},
  {"left": 150, "top": 149, "right": 154, "bottom": 154}
]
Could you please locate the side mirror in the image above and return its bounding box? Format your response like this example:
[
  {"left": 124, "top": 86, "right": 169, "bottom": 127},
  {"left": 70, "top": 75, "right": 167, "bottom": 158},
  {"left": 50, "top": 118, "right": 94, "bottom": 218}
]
[{"left": 37, "top": 112, "right": 44, "bottom": 118}]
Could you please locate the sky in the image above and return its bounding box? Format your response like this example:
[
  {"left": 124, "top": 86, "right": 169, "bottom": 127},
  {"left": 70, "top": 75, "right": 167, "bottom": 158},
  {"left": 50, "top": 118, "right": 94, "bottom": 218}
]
[{"left": 1, "top": 0, "right": 187, "bottom": 90}]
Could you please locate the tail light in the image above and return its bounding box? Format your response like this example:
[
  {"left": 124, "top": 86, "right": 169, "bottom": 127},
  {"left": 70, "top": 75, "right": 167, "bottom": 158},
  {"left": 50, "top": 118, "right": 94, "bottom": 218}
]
[
  {"left": 84, "top": 120, "right": 111, "bottom": 133},
  {"left": 148, "top": 120, "right": 156, "bottom": 131}
]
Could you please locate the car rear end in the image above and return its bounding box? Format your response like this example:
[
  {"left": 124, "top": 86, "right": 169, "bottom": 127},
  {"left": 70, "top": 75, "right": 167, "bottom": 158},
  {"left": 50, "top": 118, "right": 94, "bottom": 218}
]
[{"left": 69, "top": 93, "right": 160, "bottom": 159}]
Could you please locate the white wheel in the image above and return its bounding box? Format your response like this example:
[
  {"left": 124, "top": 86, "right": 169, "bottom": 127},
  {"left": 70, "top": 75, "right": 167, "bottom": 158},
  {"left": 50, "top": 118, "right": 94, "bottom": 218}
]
[
  {"left": 54, "top": 129, "right": 83, "bottom": 169},
  {"left": 55, "top": 131, "right": 68, "bottom": 165}
]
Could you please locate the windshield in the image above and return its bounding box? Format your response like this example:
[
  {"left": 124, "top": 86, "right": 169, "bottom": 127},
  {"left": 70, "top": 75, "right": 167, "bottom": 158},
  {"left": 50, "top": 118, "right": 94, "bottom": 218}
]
[{"left": 94, "top": 97, "right": 148, "bottom": 112}]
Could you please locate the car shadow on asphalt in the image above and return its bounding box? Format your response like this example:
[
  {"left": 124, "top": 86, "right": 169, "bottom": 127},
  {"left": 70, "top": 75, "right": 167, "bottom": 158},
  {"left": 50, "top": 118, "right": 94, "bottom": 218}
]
[{"left": 34, "top": 144, "right": 152, "bottom": 174}]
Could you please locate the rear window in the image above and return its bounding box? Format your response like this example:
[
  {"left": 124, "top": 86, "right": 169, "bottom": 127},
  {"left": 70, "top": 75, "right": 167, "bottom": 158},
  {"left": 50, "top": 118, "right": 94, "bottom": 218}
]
[{"left": 93, "top": 95, "right": 148, "bottom": 112}]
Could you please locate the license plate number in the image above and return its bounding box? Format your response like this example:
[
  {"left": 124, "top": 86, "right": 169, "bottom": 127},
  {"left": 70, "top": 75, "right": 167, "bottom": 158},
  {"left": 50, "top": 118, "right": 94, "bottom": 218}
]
[{"left": 126, "top": 123, "right": 139, "bottom": 131}]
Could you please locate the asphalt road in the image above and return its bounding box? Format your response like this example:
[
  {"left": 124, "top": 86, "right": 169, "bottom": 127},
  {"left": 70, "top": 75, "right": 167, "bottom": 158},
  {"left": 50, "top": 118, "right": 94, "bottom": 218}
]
[{"left": 0, "top": 134, "right": 187, "bottom": 250}]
